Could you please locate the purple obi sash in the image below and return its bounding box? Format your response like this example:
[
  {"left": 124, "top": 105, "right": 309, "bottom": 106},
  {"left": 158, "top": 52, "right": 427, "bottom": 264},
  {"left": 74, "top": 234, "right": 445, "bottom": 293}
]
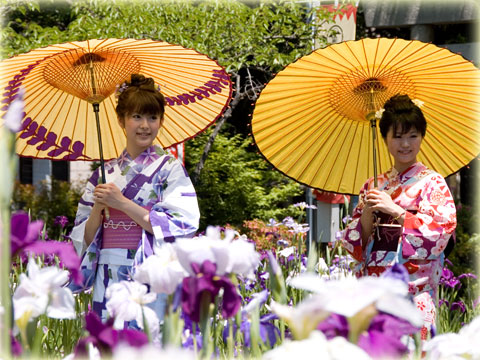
[{"left": 102, "top": 207, "right": 149, "bottom": 249}]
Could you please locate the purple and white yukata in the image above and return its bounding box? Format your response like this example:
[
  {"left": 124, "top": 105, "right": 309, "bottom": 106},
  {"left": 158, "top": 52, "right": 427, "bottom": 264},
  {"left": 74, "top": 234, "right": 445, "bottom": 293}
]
[{"left": 70, "top": 145, "right": 200, "bottom": 321}]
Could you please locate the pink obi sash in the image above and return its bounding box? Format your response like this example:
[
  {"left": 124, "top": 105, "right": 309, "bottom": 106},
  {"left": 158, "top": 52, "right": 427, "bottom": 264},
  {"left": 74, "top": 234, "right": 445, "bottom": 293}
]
[{"left": 102, "top": 207, "right": 149, "bottom": 249}]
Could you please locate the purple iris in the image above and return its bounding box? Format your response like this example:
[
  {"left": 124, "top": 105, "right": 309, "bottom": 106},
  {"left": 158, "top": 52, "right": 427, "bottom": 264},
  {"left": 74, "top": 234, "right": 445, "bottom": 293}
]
[
  {"left": 9, "top": 206, "right": 83, "bottom": 284},
  {"left": 223, "top": 313, "right": 280, "bottom": 349},
  {"left": 438, "top": 299, "right": 449, "bottom": 308},
  {"left": 276, "top": 239, "right": 289, "bottom": 247},
  {"left": 317, "top": 312, "right": 419, "bottom": 359},
  {"left": 358, "top": 313, "right": 420, "bottom": 359},
  {"left": 181, "top": 260, "right": 241, "bottom": 323},
  {"left": 74, "top": 311, "right": 148, "bottom": 357},
  {"left": 10, "top": 211, "right": 44, "bottom": 257},
  {"left": 11, "top": 331, "right": 22, "bottom": 356},
  {"left": 458, "top": 273, "right": 477, "bottom": 280},
  {"left": 450, "top": 301, "right": 466, "bottom": 313},
  {"left": 23, "top": 240, "right": 83, "bottom": 284},
  {"left": 317, "top": 313, "right": 349, "bottom": 339},
  {"left": 440, "top": 267, "right": 461, "bottom": 289},
  {"left": 381, "top": 263, "right": 410, "bottom": 284},
  {"left": 54, "top": 215, "right": 69, "bottom": 229},
  {"left": 342, "top": 215, "right": 352, "bottom": 224},
  {"left": 180, "top": 312, "right": 203, "bottom": 351}
]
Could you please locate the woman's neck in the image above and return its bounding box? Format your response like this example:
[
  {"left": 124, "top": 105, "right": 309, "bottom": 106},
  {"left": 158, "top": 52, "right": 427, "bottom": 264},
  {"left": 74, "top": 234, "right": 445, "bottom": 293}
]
[
  {"left": 126, "top": 144, "right": 150, "bottom": 159},
  {"left": 394, "top": 159, "right": 417, "bottom": 174}
]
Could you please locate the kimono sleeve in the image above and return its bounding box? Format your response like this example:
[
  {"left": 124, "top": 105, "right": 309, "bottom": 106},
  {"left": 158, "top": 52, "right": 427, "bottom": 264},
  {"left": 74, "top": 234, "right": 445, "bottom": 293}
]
[
  {"left": 149, "top": 159, "right": 200, "bottom": 247},
  {"left": 401, "top": 173, "right": 456, "bottom": 260},
  {"left": 69, "top": 168, "right": 100, "bottom": 255},
  {"left": 340, "top": 180, "right": 371, "bottom": 262}
]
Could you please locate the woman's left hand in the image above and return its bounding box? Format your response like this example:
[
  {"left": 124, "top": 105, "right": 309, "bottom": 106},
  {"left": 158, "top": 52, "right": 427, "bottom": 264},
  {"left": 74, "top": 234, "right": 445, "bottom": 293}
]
[
  {"left": 93, "top": 183, "right": 127, "bottom": 210},
  {"left": 365, "top": 189, "right": 404, "bottom": 217}
]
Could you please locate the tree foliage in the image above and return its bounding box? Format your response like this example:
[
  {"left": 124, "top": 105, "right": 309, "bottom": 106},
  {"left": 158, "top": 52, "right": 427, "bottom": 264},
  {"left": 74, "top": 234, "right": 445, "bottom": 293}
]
[
  {"left": 1, "top": 0, "right": 338, "bottom": 228},
  {"left": 185, "top": 128, "right": 303, "bottom": 229}
]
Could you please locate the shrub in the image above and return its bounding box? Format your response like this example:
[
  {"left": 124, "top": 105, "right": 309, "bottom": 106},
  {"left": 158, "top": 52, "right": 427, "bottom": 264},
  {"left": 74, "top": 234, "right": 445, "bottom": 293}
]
[{"left": 11, "top": 179, "right": 84, "bottom": 240}]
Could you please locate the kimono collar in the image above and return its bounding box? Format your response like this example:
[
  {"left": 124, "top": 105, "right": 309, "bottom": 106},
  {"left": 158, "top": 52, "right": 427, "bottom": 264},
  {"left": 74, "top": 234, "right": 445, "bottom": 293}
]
[
  {"left": 387, "top": 162, "right": 426, "bottom": 182},
  {"left": 118, "top": 145, "right": 165, "bottom": 169}
]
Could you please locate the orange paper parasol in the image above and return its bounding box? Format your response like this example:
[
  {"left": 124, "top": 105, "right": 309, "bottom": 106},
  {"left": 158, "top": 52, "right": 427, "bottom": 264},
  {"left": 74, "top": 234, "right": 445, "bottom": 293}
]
[
  {"left": 1, "top": 38, "right": 232, "bottom": 183},
  {"left": 251, "top": 37, "right": 480, "bottom": 195}
]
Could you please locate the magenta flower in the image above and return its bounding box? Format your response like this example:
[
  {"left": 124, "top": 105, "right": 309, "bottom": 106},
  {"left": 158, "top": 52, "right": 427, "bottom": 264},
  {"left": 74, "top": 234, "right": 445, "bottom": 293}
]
[
  {"left": 450, "top": 301, "right": 466, "bottom": 313},
  {"left": 317, "top": 313, "right": 349, "bottom": 339},
  {"left": 181, "top": 260, "right": 241, "bottom": 322},
  {"left": 10, "top": 211, "right": 44, "bottom": 257},
  {"left": 223, "top": 290, "right": 280, "bottom": 349},
  {"left": 11, "top": 331, "right": 22, "bottom": 356},
  {"left": 23, "top": 240, "right": 83, "bottom": 284},
  {"left": 317, "top": 312, "right": 419, "bottom": 358},
  {"left": 358, "top": 313, "right": 420, "bottom": 358},
  {"left": 54, "top": 215, "right": 69, "bottom": 229},
  {"left": 74, "top": 311, "right": 148, "bottom": 357},
  {"left": 9, "top": 211, "right": 82, "bottom": 283},
  {"left": 223, "top": 312, "right": 280, "bottom": 349},
  {"left": 440, "top": 267, "right": 461, "bottom": 289},
  {"left": 439, "top": 299, "right": 449, "bottom": 308},
  {"left": 458, "top": 273, "right": 477, "bottom": 280},
  {"left": 381, "top": 263, "right": 410, "bottom": 284}
]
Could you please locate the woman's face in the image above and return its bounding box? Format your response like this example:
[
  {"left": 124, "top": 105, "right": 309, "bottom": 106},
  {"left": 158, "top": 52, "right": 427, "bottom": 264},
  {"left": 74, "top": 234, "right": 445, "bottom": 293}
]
[
  {"left": 121, "top": 112, "right": 162, "bottom": 158},
  {"left": 385, "top": 126, "right": 423, "bottom": 172}
]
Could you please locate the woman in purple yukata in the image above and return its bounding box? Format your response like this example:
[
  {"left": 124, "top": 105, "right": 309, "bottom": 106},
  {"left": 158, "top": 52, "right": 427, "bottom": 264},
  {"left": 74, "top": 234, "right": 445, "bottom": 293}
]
[
  {"left": 70, "top": 74, "right": 200, "bottom": 322},
  {"left": 340, "top": 95, "right": 456, "bottom": 341}
]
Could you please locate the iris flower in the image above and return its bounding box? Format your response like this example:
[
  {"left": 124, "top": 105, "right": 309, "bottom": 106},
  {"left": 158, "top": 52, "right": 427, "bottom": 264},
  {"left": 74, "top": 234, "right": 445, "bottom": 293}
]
[
  {"left": 112, "top": 344, "right": 195, "bottom": 359},
  {"left": 23, "top": 240, "right": 83, "bottom": 284},
  {"left": 288, "top": 270, "right": 422, "bottom": 327},
  {"left": 286, "top": 264, "right": 422, "bottom": 346},
  {"left": 270, "top": 297, "right": 330, "bottom": 340},
  {"left": 54, "top": 215, "right": 69, "bottom": 228},
  {"left": 175, "top": 226, "right": 259, "bottom": 278},
  {"left": 10, "top": 211, "right": 44, "bottom": 257},
  {"left": 181, "top": 260, "right": 241, "bottom": 322},
  {"left": 262, "top": 330, "right": 370, "bottom": 359},
  {"left": 223, "top": 290, "right": 280, "bottom": 349},
  {"left": 105, "top": 280, "right": 159, "bottom": 339},
  {"left": 11, "top": 211, "right": 83, "bottom": 284},
  {"left": 74, "top": 311, "right": 148, "bottom": 358},
  {"left": 13, "top": 257, "right": 75, "bottom": 335},
  {"left": 424, "top": 315, "right": 480, "bottom": 359},
  {"left": 133, "top": 243, "right": 187, "bottom": 294},
  {"left": 357, "top": 313, "right": 419, "bottom": 358},
  {"left": 293, "top": 202, "right": 317, "bottom": 210}
]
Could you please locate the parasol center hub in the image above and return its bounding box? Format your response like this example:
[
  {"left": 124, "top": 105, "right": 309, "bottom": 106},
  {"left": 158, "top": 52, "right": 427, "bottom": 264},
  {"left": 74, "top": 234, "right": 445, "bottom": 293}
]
[
  {"left": 329, "top": 70, "right": 417, "bottom": 122},
  {"left": 353, "top": 77, "right": 386, "bottom": 94},
  {"left": 42, "top": 48, "right": 142, "bottom": 103}
]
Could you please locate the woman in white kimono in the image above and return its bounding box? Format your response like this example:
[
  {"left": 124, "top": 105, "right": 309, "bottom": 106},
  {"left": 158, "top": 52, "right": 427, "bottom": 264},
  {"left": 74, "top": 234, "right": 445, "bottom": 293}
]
[{"left": 70, "top": 74, "right": 200, "bottom": 322}]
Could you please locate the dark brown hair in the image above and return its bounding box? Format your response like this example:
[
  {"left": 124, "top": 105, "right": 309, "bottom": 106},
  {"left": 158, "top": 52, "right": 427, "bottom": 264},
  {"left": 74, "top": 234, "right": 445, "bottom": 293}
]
[
  {"left": 115, "top": 74, "right": 166, "bottom": 126},
  {"left": 379, "top": 94, "right": 427, "bottom": 138}
]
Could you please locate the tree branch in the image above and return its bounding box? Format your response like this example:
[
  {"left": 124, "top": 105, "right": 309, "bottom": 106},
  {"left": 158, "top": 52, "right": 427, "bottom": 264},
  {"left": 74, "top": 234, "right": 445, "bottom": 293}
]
[{"left": 191, "top": 74, "right": 242, "bottom": 186}]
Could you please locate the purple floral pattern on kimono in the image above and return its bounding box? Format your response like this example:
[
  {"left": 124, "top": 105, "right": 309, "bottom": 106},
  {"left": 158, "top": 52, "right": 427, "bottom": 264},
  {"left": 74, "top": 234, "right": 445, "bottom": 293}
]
[{"left": 69, "top": 145, "right": 200, "bottom": 320}]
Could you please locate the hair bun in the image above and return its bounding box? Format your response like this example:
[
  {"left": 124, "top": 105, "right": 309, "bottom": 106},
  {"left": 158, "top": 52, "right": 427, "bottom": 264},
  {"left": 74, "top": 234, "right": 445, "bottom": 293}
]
[
  {"left": 128, "top": 74, "right": 155, "bottom": 90},
  {"left": 384, "top": 94, "right": 416, "bottom": 112}
]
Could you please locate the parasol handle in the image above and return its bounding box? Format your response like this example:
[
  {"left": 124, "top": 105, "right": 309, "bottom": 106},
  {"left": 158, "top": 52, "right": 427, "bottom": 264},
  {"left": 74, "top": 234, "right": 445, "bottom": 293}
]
[
  {"left": 93, "top": 103, "right": 109, "bottom": 220},
  {"left": 368, "top": 112, "right": 378, "bottom": 188}
]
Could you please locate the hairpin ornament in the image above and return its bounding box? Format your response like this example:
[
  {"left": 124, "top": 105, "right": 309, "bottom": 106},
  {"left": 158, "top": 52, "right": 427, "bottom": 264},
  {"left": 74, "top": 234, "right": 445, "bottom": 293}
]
[{"left": 114, "top": 82, "right": 161, "bottom": 99}]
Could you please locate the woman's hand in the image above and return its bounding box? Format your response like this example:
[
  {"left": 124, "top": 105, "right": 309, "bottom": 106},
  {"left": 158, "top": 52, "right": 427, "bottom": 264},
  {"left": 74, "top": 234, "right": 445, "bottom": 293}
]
[
  {"left": 365, "top": 189, "right": 404, "bottom": 219},
  {"left": 93, "top": 183, "right": 127, "bottom": 210}
]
